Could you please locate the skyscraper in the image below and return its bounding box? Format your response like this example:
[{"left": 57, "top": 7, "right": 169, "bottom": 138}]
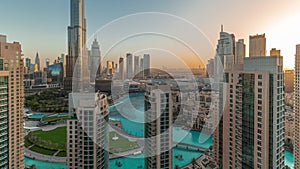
[
  {"left": 214, "top": 56, "right": 285, "bottom": 169},
  {"left": 35, "top": 52, "right": 40, "bottom": 71},
  {"left": 294, "top": 44, "right": 300, "bottom": 169},
  {"left": 249, "top": 34, "right": 266, "bottom": 57},
  {"left": 215, "top": 26, "right": 235, "bottom": 71},
  {"left": 126, "top": 53, "right": 133, "bottom": 79},
  {"left": 88, "top": 39, "right": 101, "bottom": 83},
  {"left": 235, "top": 39, "right": 245, "bottom": 64},
  {"left": 140, "top": 58, "right": 144, "bottom": 79},
  {"left": 134, "top": 55, "right": 140, "bottom": 77},
  {"left": 0, "top": 35, "right": 25, "bottom": 168},
  {"left": 65, "top": 0, "right": 87, "bottom": 91},
  {"left": 119, "top": 57, "right": 124, "bottom": 80},
  {"left": 143, "top": 54, "right": 150, "bottom": 78},
  {"left": 144, "top": 84, "right": 173, "bottom": 169},
  {"left": 25, "top": 58, "right": 31, "bottom": 68},
  {"left": 270, "top": 48, "right": 281, "bottom": 56},
  {"left": 67, "top": 92, "right": 109, "bottom": 169}
]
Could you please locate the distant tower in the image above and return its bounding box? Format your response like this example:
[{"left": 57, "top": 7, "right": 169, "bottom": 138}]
[
  {"left": 143, "top": 54, "right": 150, "bottom": 78},
  {"left": 35, "top": 52, "right": 40, "bottom": 71},
  {"left": 144, "top": 84, "right": 173, "bottom": 169},
  {"left": 46, "top": 58, "right": 50, "bottom": 68},
  {"left": 126, "top": 53, "right": 133, "bottom": 79},
  {"left": 89, "top": 39, "right": 101, "bottom": 83},
  {"left": 134, "top": 55, "right": 140, "bottom": 77},
  {"left": 119, "top": 57, "right": 124, "bottom": 80},
  {"left": 249, "top": 34, "right": 266, "bottom": 57},
  {"left": 215, "top": 27, "right": 235, "bottom": 71},
  {"left": 140, "top": 58, "right": 144, "bottom": 78},
  {"left": 235, "top": 39, "right": 245, "bottom": 64},
  {"left": 65, "top": 0, "right": 87, "bottom": 91},
  {"left": 270, "top": 48, "right": 281, "bottom": 56}
]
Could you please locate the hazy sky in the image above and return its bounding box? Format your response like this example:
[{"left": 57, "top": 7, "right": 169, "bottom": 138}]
[{"left": 1, "top": 0, "right": 300, "bottom": 68}]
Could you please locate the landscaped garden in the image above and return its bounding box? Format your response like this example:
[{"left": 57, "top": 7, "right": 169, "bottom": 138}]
[
  {"left": 25, "top": 89, "right": 68, "bottom": 112},
  {"left": 25, "top": 127, "right": 140, "bottom": 157},
  {"left": 109, "top": 131, "right": 140, "bottom": 153},
  {"left": 25, "top": 127, "right": 67, "bottom": 156}
]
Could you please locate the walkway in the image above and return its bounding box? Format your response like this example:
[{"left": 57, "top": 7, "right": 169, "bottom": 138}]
[
  {"left": 173, "top": 142, "right": 208, "bottom": 152},
  {"left": 24, "top": 148, "right": 66, "bottom": 163}
]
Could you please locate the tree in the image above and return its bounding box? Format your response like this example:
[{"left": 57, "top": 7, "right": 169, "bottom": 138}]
[
  {"left": 30, "top": 164, "right": 37, "bottom": 169},
  {"left": 284, "top": 165, "right": 291, "bottom": 169},
  {"left": 191, "top": 158, "right": 197, "bottom": 169},
  {"left": 175, "top": 165, "right": 180, "bottom": 169}
]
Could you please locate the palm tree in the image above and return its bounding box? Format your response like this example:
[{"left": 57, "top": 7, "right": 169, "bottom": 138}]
[
  {"left": 175, "top": 165, "right": 180, "bottom": 169},
  {"left": 191, "top": 158, "right": 197, "bottom": 169}
]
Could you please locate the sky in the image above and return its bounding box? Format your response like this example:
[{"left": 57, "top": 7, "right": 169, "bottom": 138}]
[{"left": 1, "top": 0, "right": 300, "bottom": 68}]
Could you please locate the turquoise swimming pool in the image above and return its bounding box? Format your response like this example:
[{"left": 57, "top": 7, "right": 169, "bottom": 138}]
[
  {"left": 25, "top": 157, "right": 66, "bottom": 169},
  {"left": 28, "top": 114, "right": 47, "bottom": 119}
]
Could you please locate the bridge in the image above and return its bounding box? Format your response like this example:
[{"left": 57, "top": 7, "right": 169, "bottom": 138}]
[{"left": 173, "top": 142, "right": 208, "bottom": 152}]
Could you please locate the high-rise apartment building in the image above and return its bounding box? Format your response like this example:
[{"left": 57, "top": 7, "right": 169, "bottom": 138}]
[
  {"left": 119, "top": 57, "right": 124, "bottom": 80},
  {"left": 214, "top": 56, "right": 285, "bottom": 169},
  {"left": 134, "top": 55, "right": 140, "bottom": 77},
  {"left": 65, "top": 0, "right": 87, "bottom": 91},
  {"left": 126, "top": 53, "right": 133, "bottom": 79},
  {"left": 67, "top": 92, "right": 109, "bottom": 169},
  {"left": 294, "top": 44, "right": 300, "bottom": 169},
  {"left": 0, "top": 71, "right": 9, "bottom": 168},
  {"left": 249, "top": 34, "right": 266, "bottom": 57},
  {"left": 144, "top": 84, "right": 173, "bottom": 169},
  {"left": 140, "top": 58, "right": 144, "bottom": 79},
  {"left": 0, "top": 35, "right": 25, "bottom": 168},
  {"left": 143, "top": 54, "right": 150, "bottom": 78},
  {"left": 235, "top": 39, "right": 245, "bottom": 64}
]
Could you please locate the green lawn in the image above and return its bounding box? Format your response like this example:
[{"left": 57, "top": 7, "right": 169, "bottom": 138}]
[
  {"left": 56, "top": 151, "right": 67, "bottom": 157},
  {"left": 32, "top": 126, "right": 66, "bottom": 150},
  {"left": 29, "top": 145, "right": 56, "bottom": 156},
  {"left": 109, "top": 131, "right": 140, "bottom": 153}
]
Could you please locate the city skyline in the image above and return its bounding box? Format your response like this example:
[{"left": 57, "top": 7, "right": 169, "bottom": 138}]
[{"left": 1, "top": 0, "right": 300, "bottom": 68}]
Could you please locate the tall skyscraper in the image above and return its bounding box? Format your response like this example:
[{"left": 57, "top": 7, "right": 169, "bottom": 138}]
[
  {"left": 215, "top": 26, "right": 235, "bottom": 71},
  {"left": 270, "top": 48, "right": 281, "bottom": 56},
  {"left": 119, "top": 57, "right": 124, "bottom": 80},
  {"left": 126, "top": 53, "right": 133, "bottom": 79},
  {"left": 143, "top": 54, "right": 150, "bottom": 78},
  {"left": 35, "top": 52, "right": 40, "bottom": 71},
  {"left": 144, "top": 84, "right": 173, "bottom": 169},
  {"left": 134, "top": 55, "right": 140, "bottom": 77},
  {"left": 0, "top": 35, "right": 25, "bottom": 168},
  {"left": 206, "top": 58, "right": 214, "bottom": 77},
  {"left": 284, "top": 69, "right": 294, "bottom": 93},
  {"left": 67, "top": 92, "right": 109, "bottom": 169},
  {"left": 294, "top": 44, "right": 300, "bottom": 169},
  {"left": 25, "top": 58, "right": 31, "bottom": 68},
  {"left": 214, "top": 56, "right": 285, "bottom": 169},
  {"left": 65, "top": 0, "right": 87, "bottom": 91},
  {"left": 249, "top": 34, "right": 266, "bottom": 57},
  {"left": 235, "top": 39, "right": 245, "bottom": 64},
  {"left": 88, "top": 39, "right": 101, "bottom": 83},
  {"left": 140, "top": 58, "right": 144, "bottom": 78}
]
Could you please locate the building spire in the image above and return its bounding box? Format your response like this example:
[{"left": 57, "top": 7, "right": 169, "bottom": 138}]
[{"left": 221, "top": 24, "right": 223, "bottom": 32}]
